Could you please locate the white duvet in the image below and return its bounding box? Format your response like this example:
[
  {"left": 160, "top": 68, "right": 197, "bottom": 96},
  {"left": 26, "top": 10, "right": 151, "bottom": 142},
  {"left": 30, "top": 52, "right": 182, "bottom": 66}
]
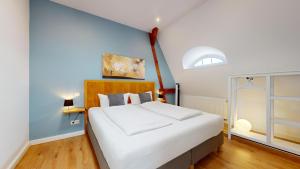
[
  {"left": 102, "top": 104, "right": 172, "bottom": 136},
  {"left": 140, "top": 101, "right": 201, "bottom": 120},
  {"left": 89, "top": 103, "right": 223, "bottom": 169}
]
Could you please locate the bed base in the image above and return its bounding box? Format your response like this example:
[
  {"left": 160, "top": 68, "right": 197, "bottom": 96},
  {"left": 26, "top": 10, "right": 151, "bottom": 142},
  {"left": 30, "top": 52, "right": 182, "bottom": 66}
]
[{"left": 87, "top": 121, "right": 223, "bottom": 169}]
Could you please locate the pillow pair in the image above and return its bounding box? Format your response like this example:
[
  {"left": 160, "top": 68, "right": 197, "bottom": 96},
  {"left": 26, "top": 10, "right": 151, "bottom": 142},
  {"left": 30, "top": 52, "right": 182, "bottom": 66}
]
[
  {"left": 129, "top": 91, "right": 152, "bottom": 104},
  {"left": 98, "top": 93, "right": 130, "bottom": 108},
  {"left": 98, "top": 91, "right": 152, "bottom": 107}
]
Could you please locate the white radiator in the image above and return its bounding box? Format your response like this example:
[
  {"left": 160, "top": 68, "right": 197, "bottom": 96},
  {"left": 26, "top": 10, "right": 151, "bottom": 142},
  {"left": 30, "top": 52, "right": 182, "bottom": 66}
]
[{"left": 181, "top": 95, "right": 227, "bottom": 119}]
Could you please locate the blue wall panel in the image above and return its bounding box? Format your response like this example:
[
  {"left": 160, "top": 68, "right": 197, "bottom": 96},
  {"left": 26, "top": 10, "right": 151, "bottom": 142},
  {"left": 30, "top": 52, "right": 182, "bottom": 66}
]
[{"left": 30, "top": 0, "right": 175, "bottom": 140}]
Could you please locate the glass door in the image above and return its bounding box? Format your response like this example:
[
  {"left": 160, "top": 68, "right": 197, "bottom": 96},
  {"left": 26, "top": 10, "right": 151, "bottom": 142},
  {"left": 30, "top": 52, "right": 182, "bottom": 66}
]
[
  {"left": 231, "top": 76, "right": 267, "bottom": 143},
  {"left": 271, "top": 75, "right": 300, "bottom": 155}
]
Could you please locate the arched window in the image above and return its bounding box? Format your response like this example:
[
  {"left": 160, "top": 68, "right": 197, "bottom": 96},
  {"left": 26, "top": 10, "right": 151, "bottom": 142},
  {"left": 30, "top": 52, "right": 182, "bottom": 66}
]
[{"left": 182, "top": 46, "right": 227, "bottom": 69}]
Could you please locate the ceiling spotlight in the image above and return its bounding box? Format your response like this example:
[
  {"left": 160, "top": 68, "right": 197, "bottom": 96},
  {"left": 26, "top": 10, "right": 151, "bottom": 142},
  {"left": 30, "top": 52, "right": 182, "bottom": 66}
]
[{"left": 156, "top": 17, "right": 160, "bottom": 23}]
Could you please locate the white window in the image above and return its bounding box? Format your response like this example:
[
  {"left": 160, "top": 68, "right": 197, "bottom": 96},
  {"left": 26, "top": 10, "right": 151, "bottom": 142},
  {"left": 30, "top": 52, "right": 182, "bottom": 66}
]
[{"left": 182, "top": 46, "right": 227, "bottom": 69}]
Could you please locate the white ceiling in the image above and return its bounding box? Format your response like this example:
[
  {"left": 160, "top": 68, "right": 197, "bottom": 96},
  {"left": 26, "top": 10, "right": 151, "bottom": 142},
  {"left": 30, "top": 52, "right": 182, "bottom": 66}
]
[
  {"left": 159, "top": 0, "right": 300, "bottom": 98},
  {"left": 51, "top": 0, "right": 207, "bottom": 32}
]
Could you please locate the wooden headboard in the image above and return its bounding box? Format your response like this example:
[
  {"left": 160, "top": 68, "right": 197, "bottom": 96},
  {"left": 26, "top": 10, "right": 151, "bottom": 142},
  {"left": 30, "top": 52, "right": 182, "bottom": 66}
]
[{"left": 84, "top": 80, "right": 156, "bottom": 109}]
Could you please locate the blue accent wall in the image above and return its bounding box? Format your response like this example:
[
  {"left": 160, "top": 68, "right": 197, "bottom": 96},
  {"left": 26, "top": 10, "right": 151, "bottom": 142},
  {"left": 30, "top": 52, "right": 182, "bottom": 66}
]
[{"left": 30, "top": 0, "right": 175, "bottom": 140}]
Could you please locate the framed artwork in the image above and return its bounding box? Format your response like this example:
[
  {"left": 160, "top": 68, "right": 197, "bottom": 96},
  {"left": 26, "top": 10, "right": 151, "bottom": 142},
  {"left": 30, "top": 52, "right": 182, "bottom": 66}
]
[{"left": 102, "top": 53, "right": 145, "bottom": 79}]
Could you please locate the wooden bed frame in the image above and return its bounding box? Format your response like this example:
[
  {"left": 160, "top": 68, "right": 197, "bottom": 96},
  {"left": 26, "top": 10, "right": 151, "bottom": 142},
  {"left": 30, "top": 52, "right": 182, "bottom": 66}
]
[{"left": 83, "top": 80, "right": 222, "bottom": 169}]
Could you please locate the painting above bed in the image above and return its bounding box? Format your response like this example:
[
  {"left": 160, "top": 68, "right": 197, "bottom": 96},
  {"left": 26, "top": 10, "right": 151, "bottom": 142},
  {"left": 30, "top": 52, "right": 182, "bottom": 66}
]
[{"left": 102, "top": 53, "right": 145, "bottom": 79}]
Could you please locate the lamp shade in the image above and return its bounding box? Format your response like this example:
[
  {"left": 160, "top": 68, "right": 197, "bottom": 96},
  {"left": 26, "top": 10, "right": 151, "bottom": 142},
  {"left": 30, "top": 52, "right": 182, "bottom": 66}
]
[
  {"left": 64, "top": 99, "right": 73, "bottom": 107},
  {"left": 236, "top": 119, "right": 252, "bottom": 133},
  {"left": 158, "top": 94, "right": 163, "bottom": 99}
]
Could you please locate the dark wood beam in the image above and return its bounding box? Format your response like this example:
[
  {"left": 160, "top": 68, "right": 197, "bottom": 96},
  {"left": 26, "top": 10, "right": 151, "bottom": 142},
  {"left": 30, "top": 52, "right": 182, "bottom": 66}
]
[
  {"left": 149, "top": 27, "right": 159, "bottom": 46},
  {"left": 159, "top": 88, "right": 176, "bottom": 94},
  {"left": 149, "top": 27, "right": 168, "bottom": 102}
]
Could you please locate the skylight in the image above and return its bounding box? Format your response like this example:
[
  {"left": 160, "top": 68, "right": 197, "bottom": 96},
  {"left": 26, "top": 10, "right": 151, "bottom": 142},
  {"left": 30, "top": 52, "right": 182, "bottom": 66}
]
[
  {"left": 182, "top": 46, "right": 227, "bottom": 69},
  {"left": 194, "top": 57, "right": 224, "bottom": 67}
]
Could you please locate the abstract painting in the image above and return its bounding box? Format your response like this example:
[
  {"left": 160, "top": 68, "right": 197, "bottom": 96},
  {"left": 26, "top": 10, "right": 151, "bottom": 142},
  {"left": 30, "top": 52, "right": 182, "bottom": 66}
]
[{"left": 102, "top": 53, "right": 145, "bottom": 79}]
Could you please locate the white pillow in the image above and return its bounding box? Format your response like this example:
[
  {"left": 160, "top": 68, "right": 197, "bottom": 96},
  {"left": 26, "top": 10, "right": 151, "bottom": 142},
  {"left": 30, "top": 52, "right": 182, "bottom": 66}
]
[
  {"left": 129, "top": 91, "right": 153, "bottom": 105},
  {"left": 98, "top": 93, "right": 130, "bottom": 107},
  {"left": 98, "top": 94, "right": 109, "bottom": 108},
  {"left": 129, "top": 94, "right": 141, "bottom": 104},
  {"left": 124, "top": 93, "right": 130, "bottom": 104}
]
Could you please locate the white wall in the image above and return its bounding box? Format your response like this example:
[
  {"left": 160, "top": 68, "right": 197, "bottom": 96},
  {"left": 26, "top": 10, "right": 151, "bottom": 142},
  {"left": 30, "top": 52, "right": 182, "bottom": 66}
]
[
  {"left": 159, "top": 0, "right": 300, "bottom": 99},
  {"left": 0, "top": 0, "right": 29, "bottom": 168}
]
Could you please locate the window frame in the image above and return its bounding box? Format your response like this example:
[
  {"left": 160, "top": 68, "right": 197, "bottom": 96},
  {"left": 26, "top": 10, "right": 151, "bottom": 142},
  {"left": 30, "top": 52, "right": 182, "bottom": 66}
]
[
  {"left": 192, "top": 55, "right": 227, "bottom": 68},
  {"left": 182, "top": 46, "right": 227, "bottom": 69}
]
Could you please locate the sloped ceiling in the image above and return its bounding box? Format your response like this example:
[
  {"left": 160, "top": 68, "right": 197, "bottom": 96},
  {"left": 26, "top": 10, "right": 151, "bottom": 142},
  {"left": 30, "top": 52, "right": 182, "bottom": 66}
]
[
  {"left": 51, "top": 0, "right": 300, "bottom": 98},
  {"left": 51, "top": 0, "right": 207, "bottom": 32},
  {"left": 159, "top": 0, "right": 300, "bottom": 98}
]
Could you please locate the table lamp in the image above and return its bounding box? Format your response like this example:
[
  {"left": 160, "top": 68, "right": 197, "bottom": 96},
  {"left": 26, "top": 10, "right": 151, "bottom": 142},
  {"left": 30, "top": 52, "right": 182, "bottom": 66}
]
[{"left": 64, "top": 99, "right": 73, "bottom": 110}]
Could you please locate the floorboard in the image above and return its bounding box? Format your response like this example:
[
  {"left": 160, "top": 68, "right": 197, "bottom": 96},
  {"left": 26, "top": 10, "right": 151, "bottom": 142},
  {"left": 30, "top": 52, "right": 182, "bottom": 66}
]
[{"left": 16, "top": 134, "right": 300, "bottom": 169}]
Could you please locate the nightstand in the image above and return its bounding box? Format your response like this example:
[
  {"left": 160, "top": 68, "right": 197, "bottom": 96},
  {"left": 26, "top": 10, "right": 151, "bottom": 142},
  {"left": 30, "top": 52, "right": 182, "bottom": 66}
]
[
  {"left": 63, "top": 107, "right": 86, "bottom": 128},
  {"left": 63, "top": 107, "right": 86, "bottom": 114},
  {"left": 158, "top": 98, "right": 166, "bottom": 103}
]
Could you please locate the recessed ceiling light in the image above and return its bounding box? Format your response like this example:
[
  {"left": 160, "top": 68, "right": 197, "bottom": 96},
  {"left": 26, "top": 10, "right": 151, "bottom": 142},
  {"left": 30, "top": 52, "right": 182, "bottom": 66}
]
[{"left": 156, "top": 17, "right": 160, "bottom": 23}]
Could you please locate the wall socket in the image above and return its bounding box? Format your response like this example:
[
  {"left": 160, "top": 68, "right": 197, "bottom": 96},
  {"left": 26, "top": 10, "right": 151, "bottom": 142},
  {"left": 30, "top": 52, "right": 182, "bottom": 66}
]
[{"left": 70, "top": 119, "right": 80, "bottom": 126}]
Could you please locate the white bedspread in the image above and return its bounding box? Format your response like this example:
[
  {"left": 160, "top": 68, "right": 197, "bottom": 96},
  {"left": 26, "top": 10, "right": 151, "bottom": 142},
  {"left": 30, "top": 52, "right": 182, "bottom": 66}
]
[
  {"left": 89, "top": 106, "right": 223, "bottom": 169},
  {"left": 102, "top": 105, "right": 172, "bottom": 136},
  {"left": 141, "top": 101, "right": 201, "bottom": 120}
]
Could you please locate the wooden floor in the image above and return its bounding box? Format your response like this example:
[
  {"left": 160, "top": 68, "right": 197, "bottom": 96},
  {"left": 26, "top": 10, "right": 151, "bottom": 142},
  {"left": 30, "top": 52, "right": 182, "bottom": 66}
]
[
  {"left": 16, "top": 134, "right": 300, "bottom": 169},
  {"left": 16, "top": 135, "right": 99, "bottom": 169}
]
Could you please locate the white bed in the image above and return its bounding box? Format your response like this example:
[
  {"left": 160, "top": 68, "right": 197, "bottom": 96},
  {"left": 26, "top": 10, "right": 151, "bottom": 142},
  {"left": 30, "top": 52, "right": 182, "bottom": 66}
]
[{"left": 88, "top": 102, "right": 223, "bottom": 169}]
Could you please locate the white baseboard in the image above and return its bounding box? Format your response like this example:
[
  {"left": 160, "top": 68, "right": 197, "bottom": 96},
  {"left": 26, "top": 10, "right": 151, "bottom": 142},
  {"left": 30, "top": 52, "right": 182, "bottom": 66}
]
[
  {"left": 7, "top": 142, "right": 30, "bottom": 169},
  {"left": 30, "top": 130, "right": 85, "bottom": 145}
]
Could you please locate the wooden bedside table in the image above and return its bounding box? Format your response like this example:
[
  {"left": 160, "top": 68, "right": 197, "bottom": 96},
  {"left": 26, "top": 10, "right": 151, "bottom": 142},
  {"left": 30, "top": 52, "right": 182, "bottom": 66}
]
[
  {"left": 158, "top": 98, "right": 166, "bottom": 103},
  {"left": 63, "top": 107, "right": 86, "bottom": 114},
  {"left": 63, "top": 107, "right": 87, "bottom": 132}
]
